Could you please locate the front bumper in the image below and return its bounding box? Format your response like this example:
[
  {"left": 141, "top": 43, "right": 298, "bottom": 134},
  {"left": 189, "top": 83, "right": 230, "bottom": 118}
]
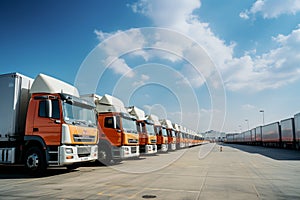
[
  {"left": 59, "top": 145, "right": 98, "bottom": 165},
  {"left": 145, "top": 144, "right": 157, "bottom": 154}
]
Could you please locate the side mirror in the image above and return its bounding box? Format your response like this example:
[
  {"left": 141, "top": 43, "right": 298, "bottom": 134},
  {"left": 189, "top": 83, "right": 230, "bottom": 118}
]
[
  {"left": 113, "top": 116, "right": 117, "bottom": 129},
  {"left": 113, "top": 116, "right": 121, "bottom": 129},
  {"left": 45, "top": 99, "right": 52, "bottom": 118}
]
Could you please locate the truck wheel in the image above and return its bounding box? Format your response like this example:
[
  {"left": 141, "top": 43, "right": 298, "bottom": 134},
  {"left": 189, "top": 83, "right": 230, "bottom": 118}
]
[
  {"left": 25, "top": 147, "right": 47, "bottom": 177},
  {"left": 66, "top": 164, "right": 79, "bottom": 171},
  {"left": 98, "top": 146, "right": 112, "bottom": 166},
  {"left": 112, "top": 159, "right": 122, "bottom": 165}
]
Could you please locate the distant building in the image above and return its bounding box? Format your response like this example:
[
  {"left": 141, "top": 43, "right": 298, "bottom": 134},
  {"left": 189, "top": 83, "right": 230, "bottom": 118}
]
[{"left": 203, "top": 130, "right": 226, "bottom": 142}]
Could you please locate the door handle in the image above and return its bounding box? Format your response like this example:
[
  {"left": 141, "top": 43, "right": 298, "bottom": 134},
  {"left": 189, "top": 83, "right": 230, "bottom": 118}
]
[{"left": 49, "top": 119, "right": 61, "bottom": 124}]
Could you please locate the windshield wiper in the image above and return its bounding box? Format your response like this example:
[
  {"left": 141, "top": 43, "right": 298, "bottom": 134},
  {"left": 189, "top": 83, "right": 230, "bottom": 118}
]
[
  {"left": 124, "top": 129, "right": 137, "bottom": 134},
  {"left": 88, "top": 123, "right": 96, "bottom": 127},
  {"left": 72, "top": 120, "right": 87, "bottom": 126}
]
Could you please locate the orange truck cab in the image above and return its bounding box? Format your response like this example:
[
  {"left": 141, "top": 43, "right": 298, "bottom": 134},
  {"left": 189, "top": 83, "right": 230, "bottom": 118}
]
[
  {"left": 147, "top": 114, "right": 168, "bottom": 153},
  {"left": 160, "top": 119, "right": 176, "bottom": 151},
  {"left": 178, "top": 125, "right": 187, "bottom": 148},
  {"left": 127, "top": 106, "right": 157, "bottom": 154},
  {"left": 0, "top": 73, "right": 98, "bottom": 176},
  {"left": 187, "top": 129, "right": 195, "bottom": 147},
  {"left": 186, "top": 129, "right": 192, "bottom": 147},
  {"left": 81, "top": 94, "right": 140, "bottom": 165},
  {"left": 173, "top": 123, "right": 183, "bottom": 149}
]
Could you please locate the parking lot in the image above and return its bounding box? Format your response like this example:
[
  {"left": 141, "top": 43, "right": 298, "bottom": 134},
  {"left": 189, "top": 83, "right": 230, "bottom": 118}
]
[{"left": 1, "top": 143, "right": 300, "bottom": 200}]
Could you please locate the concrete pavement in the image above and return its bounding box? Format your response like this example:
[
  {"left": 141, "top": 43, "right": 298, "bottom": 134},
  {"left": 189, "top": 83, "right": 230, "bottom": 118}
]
[{"left": 0, "top": 143, "right": 299, "bottom": 199}]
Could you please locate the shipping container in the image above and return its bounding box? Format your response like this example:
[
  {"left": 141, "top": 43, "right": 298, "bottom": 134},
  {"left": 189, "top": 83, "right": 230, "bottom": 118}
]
[
  {"left": 255, "top": 126, "right": 262, "bottom": 145},
  {"left": 262, "top": 122, "right": 281, "bottom": 147},
  {"left": 294, "top": 113, "right": 300, "bottom": 149},
  {"left": 250, "top": 128, "right": 256, "bottom": 144},
  {"left": 280, "top": 118, "right": 295, "bottom": 148},
  {"left": 244, "top": 130, "right": 251, "bottom": 143}
]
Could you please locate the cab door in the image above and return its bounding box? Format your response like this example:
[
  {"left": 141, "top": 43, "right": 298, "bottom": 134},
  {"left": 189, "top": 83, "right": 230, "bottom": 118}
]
[
  {"left": 33, "top": 99, "right": 62, "bottom": 146},
  {"left": 100, "top": 115, "right": 122, "bottom": 146}
]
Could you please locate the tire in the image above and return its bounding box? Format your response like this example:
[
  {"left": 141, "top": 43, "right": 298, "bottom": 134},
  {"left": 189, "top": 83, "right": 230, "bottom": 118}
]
[
  {"left": 112, "top": 159, "right": 122, "bottom": 165},
  {"left": 25, "top": 146, "right": 47, "bottom": 177},
  {"left": 97, "top": 146, "right": 112, "bottom": 166},
  {"left": 66, "top": 164, "right": 79, "bottom": 171}
]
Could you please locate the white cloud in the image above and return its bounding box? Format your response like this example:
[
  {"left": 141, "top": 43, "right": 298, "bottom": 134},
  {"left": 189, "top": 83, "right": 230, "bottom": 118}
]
[
  {"left": 141, "top": 74, "right": 150, "bottom": 81},
  {"left": 241, "top": 104, "right": 256, "bottom": 111},
  {"left": 132, "top": 74, "right": 150, "bottom": 87},
  {"left": 96, "top": 0, "right": 300, "bottom": 93},
  {"left": 107, "top": 57, "right": 135, "bottom": 78},
  {"left": 131, "top": 0, "right": 234, "bottom": 69},
  {"left": 177, "top": 64, "right": 205, "bottom": 88},
  {"left": 240, "top": 0, "right": 300, "bottom": 19},
  {"left": 94, "top": 30, "right": 114, "bottom": 41},
  {"left": 128, "top": 0, "right": 234, "bottom": 92},
  {"left": 131, "top": 0, "right": 201, "bottom": 26},
  {"left": 132, "top": 0, "right": 300, "bottom": 92},
  {"left": 226, "top": 26, "right": 300, "bottom": 91},
  {"left": 95, "top": 28, "right": 146, "bottom": 78},
  {"left": 239, "top": 11, "right": 249, "bottom": 20}
]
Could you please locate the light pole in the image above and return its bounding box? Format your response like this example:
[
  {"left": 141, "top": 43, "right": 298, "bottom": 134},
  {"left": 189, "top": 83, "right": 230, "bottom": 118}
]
[
  {"left": 238, "top": 125, "right": 242, "bottom": 133},
  {"left": 259, "top": 110, "right": 265, "bottom": 125},
  {"left": 245, "top": 119, "right": 249, "bottom": 131}
]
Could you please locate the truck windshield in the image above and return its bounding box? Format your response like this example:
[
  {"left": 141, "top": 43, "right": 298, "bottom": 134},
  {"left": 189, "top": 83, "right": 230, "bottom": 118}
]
[
  {"left": 62, "top": 102, "right": 97, "bottom": 127},
  {"left": 121, "top": 117, "right": 137, "bottom": 134},
  {"left": 171, "top": 130, "right": 176, "bottom": 137},
  {"left": 146, "top": 124, "right": 155, "bottom": 136},
  {"left": 162, "top": 128, "right": 168, "bottom": 137}
]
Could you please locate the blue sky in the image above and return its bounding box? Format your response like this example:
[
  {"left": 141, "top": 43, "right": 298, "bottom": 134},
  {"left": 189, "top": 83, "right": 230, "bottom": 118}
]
[{"left": 1, "top": 0, "right": 300, "bottom": 133}]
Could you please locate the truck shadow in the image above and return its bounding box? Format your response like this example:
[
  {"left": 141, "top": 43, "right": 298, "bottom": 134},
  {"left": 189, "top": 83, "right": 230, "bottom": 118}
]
[
  {"left": 0, "top": 166, "right": 77, "bottom": 179},
  {"left": 223, "top": 143, "right": 300, "bottom": 161}
]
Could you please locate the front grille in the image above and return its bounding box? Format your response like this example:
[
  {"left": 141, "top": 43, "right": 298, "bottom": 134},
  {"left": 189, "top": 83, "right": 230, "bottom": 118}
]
[
  {"left": 151, "top": 139, "right": 156, "bottom": 143},
  {"left": 73, "top": 134, "right": 95, "bottom": 143},
  {"left": 77, "top": 147, "right": 91, "bottom": 157},
  {"left": 131, "top": 147, "right": 137, "bottom": 153},
  {"left": 128, "top": 139, "right": 138, "bottom": 144}
]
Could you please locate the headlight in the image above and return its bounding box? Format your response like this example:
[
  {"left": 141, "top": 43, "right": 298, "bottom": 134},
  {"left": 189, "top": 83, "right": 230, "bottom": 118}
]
[
  {"left": 65, "top": 148, "right": 73, "bottom": 154},
  {"left": 93, "top": 146, "right": 98, "bottom": 153}
]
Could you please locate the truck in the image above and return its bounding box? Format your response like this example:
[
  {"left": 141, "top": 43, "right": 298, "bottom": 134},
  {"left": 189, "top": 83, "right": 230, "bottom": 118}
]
[
  {"left": 0, "top": 73, "right": 98, "bottom": 176},
  {"left": 178, "top": 125, "right": 187, "bottom": 148},
  {"left": 160, "top": 119, "right": 176, "bottom": 151},
  {"left": 280, "top": 118, "right": 295, "bottom": 149},
  {"left": 186, "top": 129, "right": 193, "bottom": 147},
  {"left": 225, "top": 133, "right": 236, "bottom": 143},
  {"left": 244, "top": 130, "right": 251, "bottom": 144},
  {"left": 235, "top": 132, "right": 244, "bottom": 144},
  {"left": 255, "top": 126, "right": 262, "bottom": 146},
  {"left": 250, "top": 128, "right": 256, "bottom": 145},
  {"left": 262, "top": 122, "right": 281, "bottom": 147},
  {"left": 294, "top": 113, "right": 300, "bottom": 150},
  {"left": 127, "top": 106, "right": 157, "bottom": 154},
  {"left": 173, "top": 123, "right": 183, "bottom": 149},
  {"left": 81, "top": 94, "right": 140, "bottom": 165},
  {"left": 146, "top": 114, "right": 168, "bottom": 153}
]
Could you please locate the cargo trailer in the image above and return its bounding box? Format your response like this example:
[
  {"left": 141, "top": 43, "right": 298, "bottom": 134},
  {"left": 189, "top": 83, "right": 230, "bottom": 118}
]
[
  {"left": 262, "top": 122, "right": 281, "bottom": 147},
  {"left": 0, "top": 73, "right": 98, "bottom": 176}
]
